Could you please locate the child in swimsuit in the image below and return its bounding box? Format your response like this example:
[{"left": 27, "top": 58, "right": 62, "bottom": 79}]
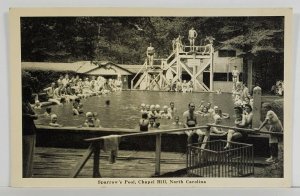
[
  {"left": 49, "top": 114, "right": 62, "bottom": 127},
  {"left": 83, "top": 112, "right": 95, "bottom": 127}
]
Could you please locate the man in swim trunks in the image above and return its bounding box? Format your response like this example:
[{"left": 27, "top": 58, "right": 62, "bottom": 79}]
[
  {"left": 188, "top": 27, "right": 198, "bottom": 51},
  {"left": 183, "top": 102, "right": 202, "bottom": 144},
  {"left": 146, "top": 43, "right": 155, "bottom": 67}
]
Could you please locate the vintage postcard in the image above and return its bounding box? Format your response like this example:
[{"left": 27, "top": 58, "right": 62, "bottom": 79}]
[{"left": 10, "top": 8, "right": 292, "bottom": 187}]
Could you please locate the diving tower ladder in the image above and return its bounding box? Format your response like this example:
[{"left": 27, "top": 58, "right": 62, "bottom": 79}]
[{"left": 131, "top": 43, "right": 214, "bottom": 92}]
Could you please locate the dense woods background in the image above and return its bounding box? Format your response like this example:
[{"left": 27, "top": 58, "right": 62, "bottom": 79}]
[{"left": 21, "top": 16, "right": 284, "bottom": 90}]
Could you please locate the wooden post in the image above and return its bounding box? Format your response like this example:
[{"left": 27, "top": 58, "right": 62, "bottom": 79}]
[
  {"left": 247, "top": 59, "right": 253, "bottom": 90},
  {"left": 70, "top": 143, "right": 94, "bottom": 178},
  {"left": 93, "top": 142, "right": 101, "bottom": 178},
  {"left": 210, "top": 45, "right": 214, "bottom": 91},
  {"left": 252, "top": 86, "right": 262, "bottom": 128},
  {"left": 201, "top": 125, "right": 211, "bottom": 149},
  {"left": 155, "top": 134, "right": 162, "bottom": 176}
]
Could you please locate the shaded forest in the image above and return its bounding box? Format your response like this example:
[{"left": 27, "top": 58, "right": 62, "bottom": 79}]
[{"left": 21, "top": 16, "right": 284, "bottom": 90}]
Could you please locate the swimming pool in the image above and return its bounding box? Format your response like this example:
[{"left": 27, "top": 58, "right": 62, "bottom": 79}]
[{"left": 36, "top": 91, "right": 236, "bottom": 129}]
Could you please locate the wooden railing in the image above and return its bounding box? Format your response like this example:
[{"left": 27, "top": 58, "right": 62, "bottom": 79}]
[
  {"left": 130, "top": 60, "right": 148, "bottom": 89},
  {"left": 70, "top": 124, "right": 283, "bottom": 178}
]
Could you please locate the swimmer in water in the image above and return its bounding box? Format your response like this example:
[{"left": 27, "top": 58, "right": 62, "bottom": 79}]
[
  {"left": 93, "top": 112, "right": 101, "bottom": 127},
  {"left": 140, "top": 103, "right": 147, "bottom": 113},
  {"left": 155, "top": 104, "right": 162, "bottom": 119},
  {"left": 210, "top": 115, "right": 227, "bottom": 136},
  {"left": 73, "top": 98, "right": 83, "bottom": 115},
  {"left": 148, "top": 105, "right": 156, "bottom": 119},
  {"left": 145, "top": 104, "right": 151, "bottom": 114},
  {"left": 43, "top": 107, "right": 52, "bottom": 118},
  {"left": 172, "top": 116, "right": 183, "bottom": 126},
  {"left": 139, "top": 113, "right": 149, "bottom": 132},
  {"left": 161, "top": 105, "right": 172, "bottom": 119},
  {"left": 168, "top": 102, "right": 177, "bottom": 118},
  {"left": 49, "top": 114, "right": 62, "bottom": 127},
  {"left": 201, "top": 106, "right": 210, "bottom": 117},
  {"left": 149, "top": 117, "right": 160, "bottom": 129},
  {"left": 83, "top": 112, "right": 95, "bottom": 127},
  {"left": 105, "top": 100, "right": 110, "bottom": 106}
]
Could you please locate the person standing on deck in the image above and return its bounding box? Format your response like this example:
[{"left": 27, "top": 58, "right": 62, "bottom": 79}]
[
  {"left": 188, "top": 27, "right": 198, "bottom": 52},
  {"left": 232, "top": 65, "right": 240, "bottom": 84},
  {"left": 22, "top": 86, "right": 38, "bottom": 177},
  {"left": 183, "top": 102, "right": 203, "bottom": 144},
  {"left": 146, "top": 43, "right": 155, "bottom": 67},
  {"left": 255, "top": 103, "right": 283, "bottom": 163},
  {"left": 175, "top": 35, "right": 183, "bottom": 52}
]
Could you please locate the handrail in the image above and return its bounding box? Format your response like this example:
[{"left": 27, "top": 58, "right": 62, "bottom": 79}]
[
  {"left": 130, "top": 60, "right": 148, "bottom": 89},
  {"left": 71, "top": 122, "right": 283, "bottom": 178},
  {"left": 71, "top": 125, "right": 211, "bottom": 178},
  {"left": 207, "top": 124, "right": 283, "bottom": 136},
  {"left": 36, "top": 124, "right": 137, "bottom": 133},
  {"left": 84, "top": 125, "right": 208, "bottom": 142}
]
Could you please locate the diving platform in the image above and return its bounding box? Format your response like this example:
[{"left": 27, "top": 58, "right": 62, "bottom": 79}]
[{"left": 131, "top": 41, "right": 214, "bottom": 92}]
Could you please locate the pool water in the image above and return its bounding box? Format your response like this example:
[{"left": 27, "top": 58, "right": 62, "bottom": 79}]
[{"left": 36, "top": 91, "right": 236, "bottom": 129}]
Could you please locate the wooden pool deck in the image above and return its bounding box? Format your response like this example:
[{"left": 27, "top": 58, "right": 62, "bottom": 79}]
[
  {"left": 32, "top": 147, "right": 272, "bottom": 178},
  {"left": 32, "top": 147, "right": 186, "bottom": 178}
]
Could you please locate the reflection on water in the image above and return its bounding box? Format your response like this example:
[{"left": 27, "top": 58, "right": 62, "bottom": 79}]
[{"left": 36, "top": 91, "right": 235, "bottom": 129}]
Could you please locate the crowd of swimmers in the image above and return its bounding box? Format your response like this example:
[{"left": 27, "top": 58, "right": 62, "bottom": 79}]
[
  {"left": 138, "top": 101, "right": 229, "bottom": 132},
  {"left": 31, "top": 74, "right": 283, "bottom": 163},
  {"left": 32, "top": 73, "right": 122, "bottom": 128},
  {"left": 40, "top": 73, "right": 122, "bottom": 106},
  {"left": 138, "top": 98, "right": 282, "bottom": 163}
]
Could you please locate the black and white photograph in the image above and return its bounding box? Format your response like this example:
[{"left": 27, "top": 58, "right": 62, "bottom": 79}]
[{"left": 10, "top": 8, "right": 292, "bottom": 187}]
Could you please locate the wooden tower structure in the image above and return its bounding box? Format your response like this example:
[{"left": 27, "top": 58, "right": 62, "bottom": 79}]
[{"left": 131, "top": 39, "right": 214, "bottom": 92}]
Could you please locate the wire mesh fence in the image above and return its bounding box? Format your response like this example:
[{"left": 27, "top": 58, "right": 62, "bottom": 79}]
[{"left": 187, "top": 140, "right": 254, "bottom": 177}]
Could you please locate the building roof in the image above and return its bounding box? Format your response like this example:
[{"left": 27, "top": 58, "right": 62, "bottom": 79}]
[
  {"left": 21, "top": 61, "right": 85, "bottom": 72},
  {"left": 118, "top": 64, "right": 143, "bottom": 74},
  {"left": 22, "top": 61, "right": 139, "bottom": 76}
]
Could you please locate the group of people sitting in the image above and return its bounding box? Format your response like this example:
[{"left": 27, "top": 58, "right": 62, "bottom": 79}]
[
  {"left": 182, "top": 100, "right": 282, "bottom": 163},
  {"left": 271, "top": 80, "right": 284, "bottom": 96},
  {"left": 167, "top": 80, "right": 195, "bottom": 93},
  {"left": 232, "top": 82, "right": 254, "bottom": 109},
  {"left": 32, "top": 73, "right": 124, "bottom": 128},
  {"left": 42, "top": 74, "right": 122, "bottom": 105}
]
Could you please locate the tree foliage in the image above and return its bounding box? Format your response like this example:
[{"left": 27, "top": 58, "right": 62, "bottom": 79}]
[
  {"left": 21, "top": 16, "right": 284, "bottom": 90},
  {"left": 21, "top": 16, "right": 283, "bottom": 63}
]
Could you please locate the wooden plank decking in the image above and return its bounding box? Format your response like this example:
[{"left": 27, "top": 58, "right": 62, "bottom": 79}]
[{"left": 32, "top": 147, "right": 186, "bottom": 178}]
